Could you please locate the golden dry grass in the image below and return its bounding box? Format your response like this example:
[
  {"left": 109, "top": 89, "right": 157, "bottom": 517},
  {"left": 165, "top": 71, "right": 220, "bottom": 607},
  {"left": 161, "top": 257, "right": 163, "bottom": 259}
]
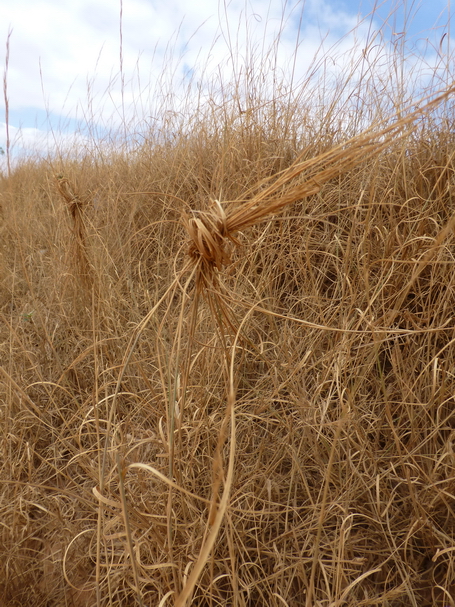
[{"left": 2, "top": 11, "right": 455, "bottom": 606}]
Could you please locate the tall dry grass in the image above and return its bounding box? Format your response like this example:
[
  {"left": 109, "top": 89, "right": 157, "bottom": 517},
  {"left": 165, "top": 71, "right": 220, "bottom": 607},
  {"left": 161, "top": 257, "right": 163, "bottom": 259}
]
[{"left": 1, "top": 6, "right": 455, "bottom": 606}]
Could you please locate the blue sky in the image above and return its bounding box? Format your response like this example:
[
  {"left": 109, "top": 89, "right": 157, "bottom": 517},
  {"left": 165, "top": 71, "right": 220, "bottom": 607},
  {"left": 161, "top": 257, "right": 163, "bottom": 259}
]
[
  {"left": 0, "top": 0, "right": 453, "bottom": 161},
  {"left": 353, "top": 0, "right": 451, "bottom": 37}
]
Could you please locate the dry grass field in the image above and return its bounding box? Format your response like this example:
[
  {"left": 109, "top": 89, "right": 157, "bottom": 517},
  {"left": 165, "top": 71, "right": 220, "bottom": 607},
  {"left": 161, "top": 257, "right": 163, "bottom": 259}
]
[{"left": 1, "top": 11, "right": 455, "bottom": 606}]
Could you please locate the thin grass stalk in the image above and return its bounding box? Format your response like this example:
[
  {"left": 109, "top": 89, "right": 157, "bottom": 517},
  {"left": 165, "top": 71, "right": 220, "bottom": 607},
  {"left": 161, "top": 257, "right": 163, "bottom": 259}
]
[
  {"left": 116, "top": 453, "right": 145, "bottom": 607},
  {"left": 2, "top": 29, "right": 12, "bottom": 177},
  {"left": 174, "top": 300, "right": 267, "bottom": 606},
  {"left": 174, "top": 337, "right": 236, "bottom": 607},
  {"left": 165, "top": 264, "right": 200, "bottom": 595},
  {"left": 91, "top": 288, "right": 103, "bottom": 607},
  {"left": 306, "top": 397, "right": 349, "bottom": 607}
]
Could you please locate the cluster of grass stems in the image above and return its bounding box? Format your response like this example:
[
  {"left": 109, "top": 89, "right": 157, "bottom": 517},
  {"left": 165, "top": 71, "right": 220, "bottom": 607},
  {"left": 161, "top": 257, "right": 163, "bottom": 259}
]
[{"left": 2, "top": 7, "right": 455, "bottom": 606}]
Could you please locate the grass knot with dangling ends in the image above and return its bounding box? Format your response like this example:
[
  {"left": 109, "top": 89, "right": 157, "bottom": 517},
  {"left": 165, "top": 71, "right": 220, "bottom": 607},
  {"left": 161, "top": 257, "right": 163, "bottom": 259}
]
[
  {"left": 184, "top": 199, "right": 241, "bottom": 272},
  {"left": 183, "top": 83, "right": 455, "bottom": 290}
]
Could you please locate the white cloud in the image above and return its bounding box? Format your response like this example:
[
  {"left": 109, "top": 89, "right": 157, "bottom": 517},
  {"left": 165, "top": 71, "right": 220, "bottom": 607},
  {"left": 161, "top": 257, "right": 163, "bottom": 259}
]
[
  {"left": 0, "top": 0, "right": 368, "bottom": 114},
  {"left": 0, "top": 120, "right": 97, "bottom": 168}
]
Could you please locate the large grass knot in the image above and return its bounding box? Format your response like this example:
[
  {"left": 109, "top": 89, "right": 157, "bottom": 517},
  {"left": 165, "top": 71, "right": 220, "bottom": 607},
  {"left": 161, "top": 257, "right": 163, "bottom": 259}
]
[{"left": 185, "top": 199, "right": 239, "bottom": 271}]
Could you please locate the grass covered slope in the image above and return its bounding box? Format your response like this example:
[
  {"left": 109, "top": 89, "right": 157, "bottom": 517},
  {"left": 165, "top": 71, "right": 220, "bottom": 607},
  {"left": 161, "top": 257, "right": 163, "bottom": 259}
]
[{"left": 1, "top": 25, "right": 455, "bottom": 607}]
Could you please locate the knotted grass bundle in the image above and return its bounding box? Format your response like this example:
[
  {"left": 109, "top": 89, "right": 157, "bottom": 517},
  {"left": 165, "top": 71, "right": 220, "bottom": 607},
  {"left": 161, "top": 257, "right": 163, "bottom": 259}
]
[
  {"left": 55, "top": 174, "right": 95, "bottom": 300},
  {"left": 183, "top": 87, "right": 455, "bottom": 285}
]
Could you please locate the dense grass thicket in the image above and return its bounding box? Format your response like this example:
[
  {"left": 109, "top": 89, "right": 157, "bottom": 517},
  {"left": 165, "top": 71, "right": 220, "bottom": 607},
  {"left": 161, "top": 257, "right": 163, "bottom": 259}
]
[{"left": 1, "top": 9, "right": 455, "bottom": 606}]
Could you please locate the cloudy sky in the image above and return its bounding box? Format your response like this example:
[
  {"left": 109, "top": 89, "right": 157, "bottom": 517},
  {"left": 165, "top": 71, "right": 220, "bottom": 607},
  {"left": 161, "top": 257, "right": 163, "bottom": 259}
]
[{"left": 0, "top": 0, "right": 452, "bottom": 162}]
